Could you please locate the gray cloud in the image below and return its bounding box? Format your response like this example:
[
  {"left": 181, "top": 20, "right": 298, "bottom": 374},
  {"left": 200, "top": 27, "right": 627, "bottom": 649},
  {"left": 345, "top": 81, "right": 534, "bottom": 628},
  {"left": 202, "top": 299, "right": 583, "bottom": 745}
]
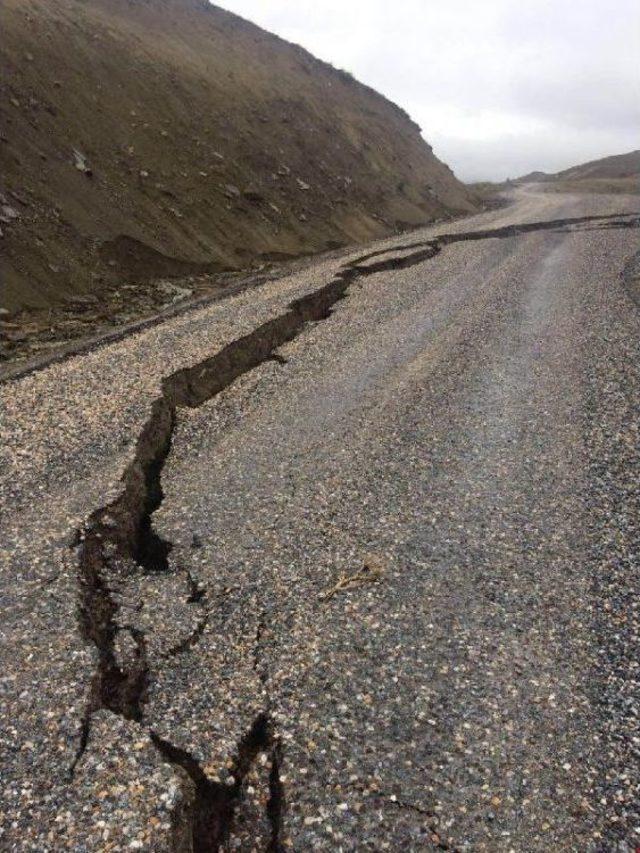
[{"left": 218, "top": 0, "right": 639, "bottom": 181}]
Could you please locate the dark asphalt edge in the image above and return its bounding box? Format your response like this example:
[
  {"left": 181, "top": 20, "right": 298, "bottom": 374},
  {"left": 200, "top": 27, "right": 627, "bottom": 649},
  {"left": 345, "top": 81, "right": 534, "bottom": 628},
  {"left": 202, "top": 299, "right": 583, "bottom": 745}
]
[{"left": 0, "top": 249, "right": 347, "bottom": 385}]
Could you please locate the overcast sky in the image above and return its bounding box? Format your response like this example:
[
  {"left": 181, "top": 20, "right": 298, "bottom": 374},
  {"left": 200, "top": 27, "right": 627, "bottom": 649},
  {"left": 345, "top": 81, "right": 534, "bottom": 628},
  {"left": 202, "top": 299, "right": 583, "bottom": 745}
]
[{"left": 218, "top": 0, "right": 639, "bottom": 182}]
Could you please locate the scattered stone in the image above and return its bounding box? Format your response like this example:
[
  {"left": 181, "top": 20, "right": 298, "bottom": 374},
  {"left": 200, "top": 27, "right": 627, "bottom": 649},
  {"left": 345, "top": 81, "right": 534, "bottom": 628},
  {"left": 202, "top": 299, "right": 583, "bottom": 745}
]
[
  {"left": 72, "top": 149, "right": 93, "bottom": 177},
  {"left": 223, "top": 184, "right": 241, "bottom": 199},
  {"left": 297, "top": 178, "right": 311, "bottom": 191},
  {"left": 0, "top": 205, "right": 20, "bottom": 224}
]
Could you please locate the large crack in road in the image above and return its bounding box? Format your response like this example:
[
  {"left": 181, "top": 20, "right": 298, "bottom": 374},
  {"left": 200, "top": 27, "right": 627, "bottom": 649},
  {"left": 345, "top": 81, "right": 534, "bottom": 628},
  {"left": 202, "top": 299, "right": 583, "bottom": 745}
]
[{"left": 71, "top": 211, "right": 639, "bottom": 850}]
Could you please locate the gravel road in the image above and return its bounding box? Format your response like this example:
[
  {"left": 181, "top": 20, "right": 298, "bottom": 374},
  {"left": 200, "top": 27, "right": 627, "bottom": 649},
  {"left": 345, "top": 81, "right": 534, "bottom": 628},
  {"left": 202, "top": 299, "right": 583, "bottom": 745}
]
[{"left": 1, "top": 188, "right": 639, "bottom": 851}]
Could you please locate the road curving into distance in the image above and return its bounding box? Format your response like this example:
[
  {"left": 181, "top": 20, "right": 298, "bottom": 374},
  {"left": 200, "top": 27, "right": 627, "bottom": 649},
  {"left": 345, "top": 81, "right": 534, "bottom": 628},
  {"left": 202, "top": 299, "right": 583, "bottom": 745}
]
[{"left": 1, "top": 187, "right": 639, "bottom": 851}]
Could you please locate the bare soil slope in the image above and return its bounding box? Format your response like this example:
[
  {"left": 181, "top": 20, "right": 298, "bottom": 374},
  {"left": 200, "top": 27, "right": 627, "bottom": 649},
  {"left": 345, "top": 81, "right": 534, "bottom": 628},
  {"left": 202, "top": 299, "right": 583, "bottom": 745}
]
[
  {"left": 555, "top": 150, "right": 640, "bottom": 181},
  {"left": 0, "top": 0, "right": 476, "bottom": 313},
  {"left": 512, "top": 151, "right": 640, "bottom": 195},
  {"left": 543, "top": 150, "right": 640, "bottom": 195}
]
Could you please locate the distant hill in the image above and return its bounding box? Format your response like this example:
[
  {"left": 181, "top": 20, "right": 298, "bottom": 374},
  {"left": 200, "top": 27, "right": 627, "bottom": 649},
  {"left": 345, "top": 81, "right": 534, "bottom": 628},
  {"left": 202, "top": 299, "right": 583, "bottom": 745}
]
[
  {"left": 510, "top": 151, "right": 640, "bottom": 195},
  {"left": 470, "top": 151, "right": 640, "bottom": 205},
  {"left": 555, "top": 150, "right": 640, "bottom": 181},
  {"left": 513, "top": 170, "right": 554, "bottom": 184},
  {"left": 0, "top": 0, "right": 477, "bottom": 311}
]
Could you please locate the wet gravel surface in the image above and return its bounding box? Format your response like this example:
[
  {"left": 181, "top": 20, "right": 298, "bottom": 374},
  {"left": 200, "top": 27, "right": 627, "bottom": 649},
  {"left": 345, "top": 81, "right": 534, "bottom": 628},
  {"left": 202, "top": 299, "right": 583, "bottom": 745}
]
[{"left": 1, "top": 189, "right": 639, "bottom": 850}]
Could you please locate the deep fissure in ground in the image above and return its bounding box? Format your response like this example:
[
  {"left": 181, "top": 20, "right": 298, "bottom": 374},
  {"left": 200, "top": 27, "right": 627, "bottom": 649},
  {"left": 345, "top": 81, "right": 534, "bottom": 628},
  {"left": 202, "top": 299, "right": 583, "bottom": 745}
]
[
  {"left": 151, "top": 714, "right": 283, "bottom": 852},
  {"left": 73, "top": 212, "right": 639, "bottom": 848},
  {"left": 75, "top": 266, "right": 363, "bottom": 848}
]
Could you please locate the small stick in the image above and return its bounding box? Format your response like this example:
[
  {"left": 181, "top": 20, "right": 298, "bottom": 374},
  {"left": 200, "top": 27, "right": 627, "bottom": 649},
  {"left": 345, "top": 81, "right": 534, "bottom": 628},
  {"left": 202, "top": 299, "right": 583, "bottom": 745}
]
[{"left": 319, "top": 554, "right": 386, "bottom": 601}]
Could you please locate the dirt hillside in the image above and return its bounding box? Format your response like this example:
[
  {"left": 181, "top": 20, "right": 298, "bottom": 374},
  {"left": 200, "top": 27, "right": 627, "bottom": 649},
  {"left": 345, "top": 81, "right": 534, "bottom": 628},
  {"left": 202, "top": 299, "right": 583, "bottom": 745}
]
[
  {"left": 0, "top": 0, "right": 477, "bottom": 314},
  {"left": 516, "top": 151, "right": 640, "bottom": 195},
  {"left": 555, "top": 150, "right": 640, "bottom": 181}
]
